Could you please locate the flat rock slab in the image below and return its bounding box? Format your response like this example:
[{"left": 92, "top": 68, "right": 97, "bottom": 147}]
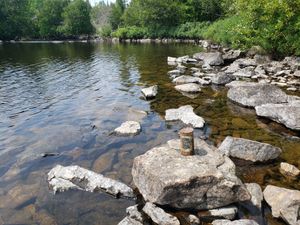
[
  {"left": 165, "top": 105, "right": 205, "bottom": 128},
  {"left": 218, "top": 136, "right": 282, "bottom": 162},
  {"left": 132, "top": 139, "right": 250, "bottom": 210},
  {"left": 264, "top": 185, "right": 300, "bottom": 225},
  {"left": 141, "top": 85, "right": 158, "bottom": 99},
  {"left": 175, "top": 83, "right": 202, "bottom": 93},
  {"left": 143, "top": 202, "right": 180, "bottom": 225},
  {"left": 48, "top": 165, "right": 134, "bottom": 198},
  {"left": 198, "top": 205, "right": 238, "bottom": 221},
  {"left": 255, "top": 101, "right": 300, "bottom": 130},
  {"left": 227, "top": 83, "right": 288, "bottom": 107},
  {"left": 213, "top": 219, "right": 259, "bottom": 225},
  {"left": 173, "top": 75, "right": 210, "bottom": 85},
  {"left": 114, "top": 121, "right": 141, "bottom": 136}
]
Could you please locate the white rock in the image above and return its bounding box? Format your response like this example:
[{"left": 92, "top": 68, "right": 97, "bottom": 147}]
[
  {"left": 279, "top": 162, "right": 300, "bottom": 177},
  {"left": 264, "top": 185, "right": 300, "bottom": 225},
  {"left": 175, "top": 83, "right": 202, "bottom": 93},
  {"left": 213, "top": 219, "right": 259, "bottom": 225},
  {"left": 165, "top": 105, "right": 205, "bottom": 128},
  {"left": 114, "top": 121, "right": 141, "bottom": 136},
  {"left": 245, "top": 183, "right": 263, "bottom": 209},
  {"left": 48, "top": 165, "right": 134, "bottom": 198},
  {"left": 141, "top": 85, "right": 158, "bottom": 98},
  {"left": 143, "top": 202, "right": 180, "bottom": 225}
]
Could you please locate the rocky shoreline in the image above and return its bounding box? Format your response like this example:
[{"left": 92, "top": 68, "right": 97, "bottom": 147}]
[{"left": 47, "top": 43, "right": 300, "bottom": 225}]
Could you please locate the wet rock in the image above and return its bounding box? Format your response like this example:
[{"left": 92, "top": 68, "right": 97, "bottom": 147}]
[
  {"left": 279, "top": 162, "right": 300, "bottom": 178},
  {"left": 141, "top": 85, "right": 158, "bottom": 99},
  {"left": 176, "top": 64, "right": 187, "bottom": 73},
  {"left": 218, "top": 136, "right": 282, "bottom": 162},
  {"left": 227, "top": 83, "right": 288, "bottom": 107},
  {"left": 48, "top": 165, "right": 135, "bottom": 198},
  {"left": 213, "top": 219, "right": 259, "bottom": 225},
  {"left": 127, "top": 108, "right": 147, "bottom": 122},
  {"left": 118, "top": 205, "right": 145, "bottom": 225},
  {"left": 263, "top": 185, "right": 300, "bottom": 225},
  {"left": 255, "top": 101, "right": 300, "bottom": 130},
  {"left": 165, "top": 105, "right": 205, "bottom": 128},
  {"left": 198, "top": 206, "right": 238, "bottom": 221},
  {"left": 132, "top": 140, "right": 250, "bottom": 210},
  {"left": 167, "top": 57, "right": 177, "bottom": 62},
  {"left": 193, "top": 72, "right": 205, "bottom": 77},
  {"left": 143, "top": 202, "right": 180, "bottom": 225},
  {"left": 193, "top": 52, "right": 224, "bottom": 66},
  {"left": 223, "top": 49, "right": 242, "bottom": 62},
  {"left": 225, "top": 81, "right": 257, "bottom": 88},
  {"left": 212, "top": 72, "right": 235, "bottom": 85},
  {"left": 245, "top": 183, "right": 263, "bottom": 209},
  {"left": 173, "top": 75, "right": 210, "bottom": 85},
  {"left": 114, "top": 121, "right": 141, "bottom": 136},
  {"left": 175, "top": 83, "right": 202, "bottom": 93}
]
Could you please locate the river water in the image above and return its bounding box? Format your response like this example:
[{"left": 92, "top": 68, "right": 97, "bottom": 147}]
[{"left": 0, "top": 42, "right": 299, "bottom": 225}]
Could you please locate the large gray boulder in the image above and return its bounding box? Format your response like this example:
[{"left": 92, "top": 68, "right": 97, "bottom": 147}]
[
  {"left": 223, "top": 49, "right": 242, "bottom": 61},
  {"left": 212, "top": 72, "right": 235, "bottom": 85},
  {"left": 264, "top": 185, "right": 300, "bottom": 225},
  {"left": 227, "top": 83, "right": 288, "bottom": 107},
  {"left": 165, "top": 105, "right": 205, "bottom": 128},
  {"left": 175, "top": 83, "right": 202, "bottom": 93},
  {"left": 143, "top": 202, "right": 180, "bottom": 225},
  {"left": 255, "top": 101, "right": 300, "bottom": 130},
  {"left": 193, "top": 52, "right": 224, "bottom": 66},
  {"left": 132, "top": 139, "right": 250, "bottom": 210},
  {"left": 218, "top": 136, "right": 282, "bottom": 162},
  {"left": 213, "top": 219, "right": 259, "bottom": 225},
  {"left": 48, "top": 165, "right": 135, "bottom": 198}
]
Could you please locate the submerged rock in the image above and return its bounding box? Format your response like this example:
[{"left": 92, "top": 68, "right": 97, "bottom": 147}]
[
  {"left": 141, "top": 85, "right": 158, "bottom": 99},
  {"left": 213, "top": 219, "right": 259, "bottom": 225},
  {"left": 279, "top": 162, "right": 300, "bottom": 178},
  {"left": 198, "top": 206, "right": 238, "bottom": 221},
  {"left": 114, "top": 121, "right": 141, "bottom": 136},
  {"left": 132, "top": 139, "right": 250, "bottom": 210},
  {"left": 218, "top": 136, "right": 281, "bottom": 162},
  {"left": 193, "top": 52, "right": 224, "bottom": 66},
  {"left": 143, "top": 202, "right": 180, "bottom": 225},
  {"left": 255, "top": 101, "right": 300, "bottom": 130},
  {"left": 245, "top": 183, "right": 263, "bottom": 209},
  {"left": 48, "top": 165, "right": 135, "bottom": 198},
  {"left": 227, "top": 83, "right": 288, "bottom": 107},
  {"left": 175, "top": 83, "right": 202, "bottom": 93},
  {"left": 165, "top": 105, "right": 205, "bottom": 128},
  {"left": 211, "top": 72, "right": 235, "bottom": 85},
  {"left": 264, "top": 185, "right": 300, "bottom": 225},
  {"left": 173, "top": 75, "right": 210, "bottom": 85}
]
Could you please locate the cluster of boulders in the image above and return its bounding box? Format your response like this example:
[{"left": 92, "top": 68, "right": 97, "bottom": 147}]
[{"left": 167, "top": 47, "right": 300, "bottom": 131}]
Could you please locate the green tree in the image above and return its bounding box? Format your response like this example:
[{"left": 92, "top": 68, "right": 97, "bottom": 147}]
[
  {"left": 60, "top": 0, "right": 95, "bottom": 36},
  {"left": 0, "top": 0, "right": 32, "bottom": 40},
  {"left": 109, "top": 0, "right": 126, "bottom": 29},
  {"left": 37, "top": 0, "right": 69, "bottom": 38}
]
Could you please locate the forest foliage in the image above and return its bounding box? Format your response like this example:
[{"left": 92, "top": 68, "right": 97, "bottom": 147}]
[{"left": 1, "top": 0, "right": 300, "bottom": 56}]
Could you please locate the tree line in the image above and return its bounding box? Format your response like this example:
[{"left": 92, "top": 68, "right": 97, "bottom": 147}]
[
  {"left": 93, "top": 0, "right": 300, "bottom": 56},
  {"left": 0, "top": 0, "right": 94, "bottom": 40},
  {"left": 1, "top": 0, "right": 300, "bottom": 56}
]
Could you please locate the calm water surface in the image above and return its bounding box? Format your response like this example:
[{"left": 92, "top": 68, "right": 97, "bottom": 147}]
[{"left": 0, "top": 42, "right": 299, "bottom": 225}]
